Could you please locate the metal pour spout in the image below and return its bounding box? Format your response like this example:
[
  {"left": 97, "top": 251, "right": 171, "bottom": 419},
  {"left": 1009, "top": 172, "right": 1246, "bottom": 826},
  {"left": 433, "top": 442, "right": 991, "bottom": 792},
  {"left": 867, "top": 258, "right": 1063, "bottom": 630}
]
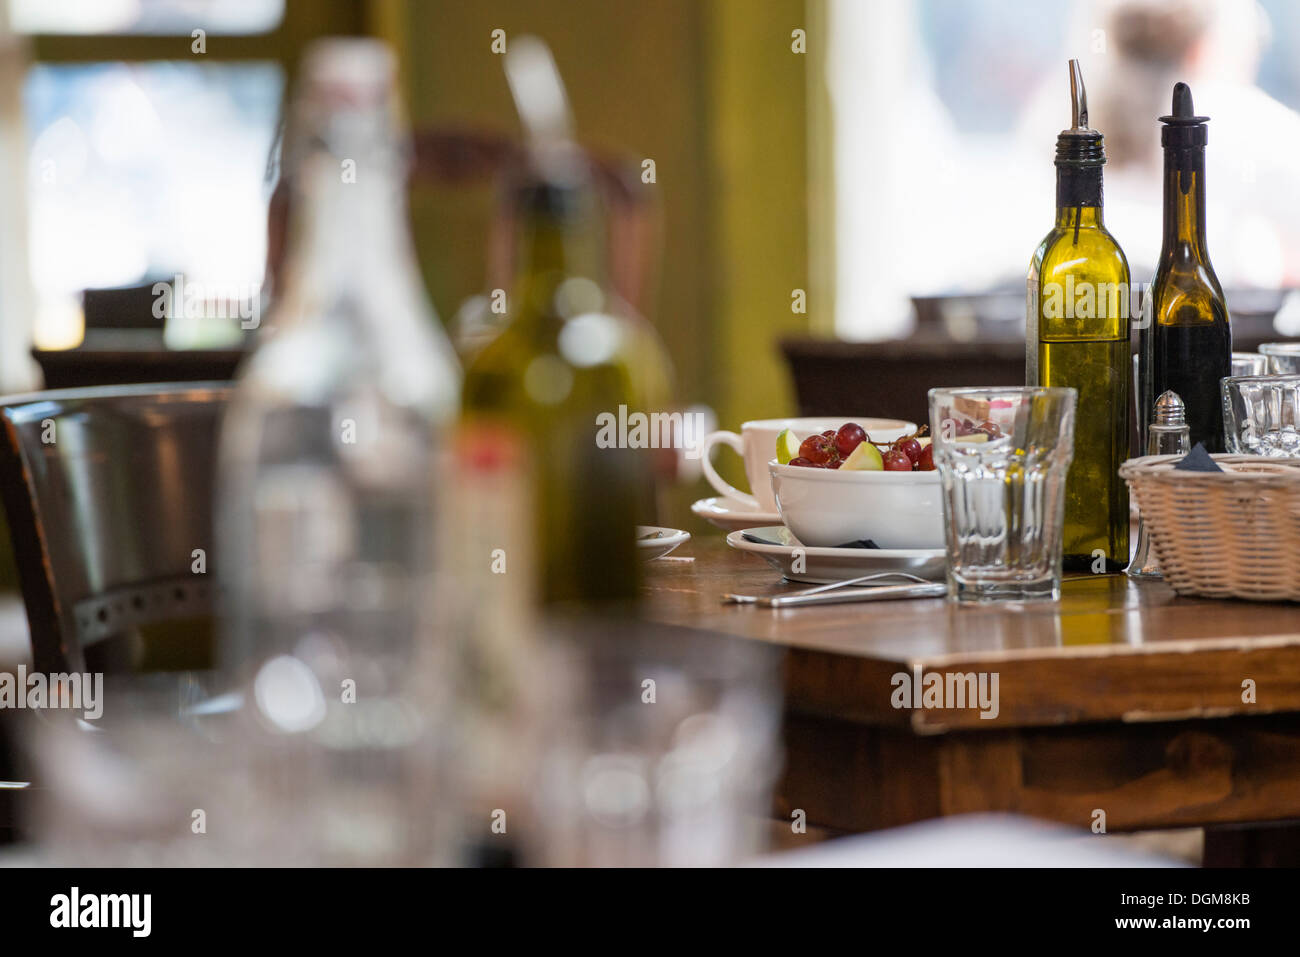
[{"left": 1069, "top": 58, "right": 1089, "bottom": 131}]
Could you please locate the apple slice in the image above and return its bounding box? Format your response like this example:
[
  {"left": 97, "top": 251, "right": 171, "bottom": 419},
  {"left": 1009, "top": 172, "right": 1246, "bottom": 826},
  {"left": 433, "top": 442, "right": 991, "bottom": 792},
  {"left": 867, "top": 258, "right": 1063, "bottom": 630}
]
[
  {"left": 841, "top": 440, "right": 884, "bottom": 471},
  {"left": 776, "top": 428, "right": 802, "bottom": 464}
]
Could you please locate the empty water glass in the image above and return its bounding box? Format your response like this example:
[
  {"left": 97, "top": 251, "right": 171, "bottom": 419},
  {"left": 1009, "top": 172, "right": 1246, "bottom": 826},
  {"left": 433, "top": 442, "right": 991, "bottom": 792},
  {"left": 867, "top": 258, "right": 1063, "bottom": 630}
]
[
  {"left": 1257, "top": 343, "right": 1300, "bottom": 374},
  {"left": 928, "top": 387, "right": 1077, "bottom": 602},
  {"left": 1232, "top": 353, "right": 1270, "bottom": 377},
  {"left": 1221, "top": 374, "right": 1300, "bottom": 457}
]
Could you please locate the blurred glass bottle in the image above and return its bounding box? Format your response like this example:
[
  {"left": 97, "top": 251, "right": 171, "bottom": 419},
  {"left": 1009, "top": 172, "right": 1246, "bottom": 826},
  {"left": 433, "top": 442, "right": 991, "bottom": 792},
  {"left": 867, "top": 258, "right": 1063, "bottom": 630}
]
[
  {"left": 215, "top": 38, "right": 460, "bottom": 863},
  {"left": 462, "top": 38, "right": 669, "bottom": 608}
]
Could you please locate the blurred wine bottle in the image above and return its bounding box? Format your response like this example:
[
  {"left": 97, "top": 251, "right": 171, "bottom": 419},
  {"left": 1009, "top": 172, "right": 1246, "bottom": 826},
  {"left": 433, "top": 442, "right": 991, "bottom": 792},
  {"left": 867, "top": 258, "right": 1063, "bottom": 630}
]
[
  {"left": 462, "top": 37, "right": 670, "bottom": 608},
  {"left": 215, "top": 39, "right": 460, "bottom": 864}
]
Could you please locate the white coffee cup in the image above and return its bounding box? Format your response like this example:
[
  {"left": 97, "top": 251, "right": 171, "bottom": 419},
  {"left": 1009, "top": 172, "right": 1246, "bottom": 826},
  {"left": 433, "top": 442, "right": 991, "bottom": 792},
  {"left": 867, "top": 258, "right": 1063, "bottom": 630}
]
[{"left": 699, "top": 416, "right": 916, "bottom": 511}]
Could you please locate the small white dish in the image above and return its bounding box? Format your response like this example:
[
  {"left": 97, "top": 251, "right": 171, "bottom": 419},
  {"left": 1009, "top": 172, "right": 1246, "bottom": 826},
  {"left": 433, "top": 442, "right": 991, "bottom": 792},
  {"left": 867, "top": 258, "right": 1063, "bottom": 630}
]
[
  {"left": 637, "top": 525, "right": 691, "bottom": 561},
  {"left": 769, "top": 459, "right": 944, "bottom": 549},
  {"left": 726, "top": 526, "right": 945, "bottom": 584},
  {"left": 690, "top": 496, "right": 782, "bottom": 531}
]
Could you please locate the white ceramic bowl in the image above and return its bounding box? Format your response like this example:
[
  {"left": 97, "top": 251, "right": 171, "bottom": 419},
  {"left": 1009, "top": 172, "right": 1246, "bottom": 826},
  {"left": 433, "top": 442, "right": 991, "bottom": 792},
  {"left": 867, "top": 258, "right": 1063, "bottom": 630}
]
[{"left": 768, "top": 459, "right": 944, "bottom": 549}]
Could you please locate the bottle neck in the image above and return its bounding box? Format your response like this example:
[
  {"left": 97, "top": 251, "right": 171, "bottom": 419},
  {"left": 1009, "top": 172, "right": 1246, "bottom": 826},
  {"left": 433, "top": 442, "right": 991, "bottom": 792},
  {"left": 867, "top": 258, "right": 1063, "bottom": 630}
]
[
  {"left": 1054, "top": 164, "right": 1104, "bottom": 229},
  {"left": 518, "top": 213, "right": 602, "bottom": 277},
  {"left": 513, "top": 189, "right": 606, "bottom": 314},
  {"left": 1161, "top": 147, "right": 1208, "bottom": 257},
  {"left": 1054, "top": 203, "right": 1105, "bottom": 230},
  {"left": 278, "top": 151, "right": 416, "bottom": 323}
]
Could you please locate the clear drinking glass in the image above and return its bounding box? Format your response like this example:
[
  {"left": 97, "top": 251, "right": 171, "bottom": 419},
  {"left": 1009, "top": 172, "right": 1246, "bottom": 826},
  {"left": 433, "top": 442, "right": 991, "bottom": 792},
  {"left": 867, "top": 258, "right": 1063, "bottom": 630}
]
[
  {"left": 27, "top": 674, "right": 244, "bottom": 866},
  {"left": 1221, "top": 373, "right": 1300, "bottom": 457},
  {"left": 1232, "top": 352, "right": 1270, "bottom": 377},
  {"left": 928, "top": 387, "right": 1077, "bottom": 602},
  {"left": 1258, "top": 343, "right": 1300, "bottom": 374},
  {"left": 533, "top": 620, "right": 782, "bottom": 867}
]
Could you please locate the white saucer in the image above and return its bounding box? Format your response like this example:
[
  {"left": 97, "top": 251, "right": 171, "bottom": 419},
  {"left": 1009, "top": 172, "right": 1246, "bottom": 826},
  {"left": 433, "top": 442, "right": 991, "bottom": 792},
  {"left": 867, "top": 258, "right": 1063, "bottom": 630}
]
[
  {"left": 691, "top": 496, "right": 782, "bottom": 531},
  {"left": 726, "top": 526, "right": 946, "bottom": 584},
  {"left": 637, "top": 525, "right": 691, "bottom": 561}
]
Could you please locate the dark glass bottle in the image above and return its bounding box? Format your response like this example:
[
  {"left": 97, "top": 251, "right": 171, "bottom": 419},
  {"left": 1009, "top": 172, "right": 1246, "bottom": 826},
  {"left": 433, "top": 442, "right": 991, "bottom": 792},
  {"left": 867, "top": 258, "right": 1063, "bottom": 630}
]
[
  {"left": 1027, "top": 61, "right": 1130, "bottom": 573},
  {"left": 1140, "top": 82, "right": 1231, "bottom": 452}
]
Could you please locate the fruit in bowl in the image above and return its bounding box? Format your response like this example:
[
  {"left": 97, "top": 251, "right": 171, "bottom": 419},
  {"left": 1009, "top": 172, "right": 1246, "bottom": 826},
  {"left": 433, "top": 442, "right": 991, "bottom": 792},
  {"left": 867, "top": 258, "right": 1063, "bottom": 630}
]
[
  {"left": 778, "top": 421, "right": 935, "bottom": 472},
  {"left": 768, "top": 421, "right": 943, "bottom": 549}
]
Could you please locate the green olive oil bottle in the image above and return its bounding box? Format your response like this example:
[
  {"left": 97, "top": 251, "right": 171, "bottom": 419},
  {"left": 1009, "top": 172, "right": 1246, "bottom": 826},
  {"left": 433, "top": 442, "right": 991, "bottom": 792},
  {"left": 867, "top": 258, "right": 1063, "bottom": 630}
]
[{"left": 1027, "top": 60, "right": 1131, "bottom": 573}]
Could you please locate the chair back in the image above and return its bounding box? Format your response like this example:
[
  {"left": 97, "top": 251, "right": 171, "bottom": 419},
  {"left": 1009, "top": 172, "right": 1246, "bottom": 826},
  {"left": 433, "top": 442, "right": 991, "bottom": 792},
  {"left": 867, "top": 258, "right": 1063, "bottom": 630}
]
[{"left": 0, "top": 383, "right": 229, "bottom": 674}]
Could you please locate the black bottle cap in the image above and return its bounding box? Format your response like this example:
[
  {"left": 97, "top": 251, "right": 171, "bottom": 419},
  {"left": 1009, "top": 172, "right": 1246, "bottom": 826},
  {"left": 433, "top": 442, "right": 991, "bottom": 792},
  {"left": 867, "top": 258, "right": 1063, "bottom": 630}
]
[
  {"left": 1160, "top": 82, "right": 1209, "bottom": 148},
  {"left": 509, "top": 142, "right": 594, "bottom": 221},
  {"left": 512, "top": 178, "right": 585, "bottom": 220}
]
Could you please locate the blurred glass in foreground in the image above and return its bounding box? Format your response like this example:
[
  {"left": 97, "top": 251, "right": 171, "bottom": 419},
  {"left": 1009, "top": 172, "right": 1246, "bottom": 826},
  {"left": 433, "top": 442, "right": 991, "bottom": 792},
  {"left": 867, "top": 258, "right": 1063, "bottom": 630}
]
[
  {"left": 26, "top": 675, "right": 244, "bottom": 865},
  {"left": 534, "top": 623, "right": 782, "bottom": 867},
  {"left": 26, "top": 623, "right": 783, "bottom": 868},
  {"left": 214, "top": 37, "right": 460, "bottom": 864}
]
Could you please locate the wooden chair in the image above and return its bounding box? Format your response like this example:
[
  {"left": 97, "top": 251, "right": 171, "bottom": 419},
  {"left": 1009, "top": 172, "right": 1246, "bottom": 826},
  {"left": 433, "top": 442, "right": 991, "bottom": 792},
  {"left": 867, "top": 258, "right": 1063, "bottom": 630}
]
[{"left": 0, "top": 383, "right": 229, "bottom": 675}]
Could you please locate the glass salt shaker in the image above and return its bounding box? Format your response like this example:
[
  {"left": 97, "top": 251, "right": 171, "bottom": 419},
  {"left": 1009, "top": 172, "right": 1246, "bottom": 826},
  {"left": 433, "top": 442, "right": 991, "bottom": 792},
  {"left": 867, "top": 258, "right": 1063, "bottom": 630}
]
[{"left": 1127, "top": 390, "right": 1191, "bottom": 579}]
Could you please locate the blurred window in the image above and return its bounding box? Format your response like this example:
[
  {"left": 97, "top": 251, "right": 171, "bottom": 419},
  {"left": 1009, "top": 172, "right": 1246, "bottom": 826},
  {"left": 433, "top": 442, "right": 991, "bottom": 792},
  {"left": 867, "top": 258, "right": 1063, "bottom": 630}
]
[
  {"left": 0, "top": 0, "right": 313, "bottom": 353},
  {"left": 8, "top": 0, "right": 284, "bottom": 35},
  {"left": 24, "top": 63, "right": 282, "bottom": 347},
  {"left": 829, "top": 0, "right": 1300, "bottom": 341}
]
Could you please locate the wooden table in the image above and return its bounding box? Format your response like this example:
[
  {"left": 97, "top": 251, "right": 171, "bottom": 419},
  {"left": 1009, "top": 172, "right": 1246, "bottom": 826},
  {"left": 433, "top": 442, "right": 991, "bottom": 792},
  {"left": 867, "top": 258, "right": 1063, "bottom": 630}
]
[{"left": 644, "top": 538, "right": 1300, "bottom": 860}]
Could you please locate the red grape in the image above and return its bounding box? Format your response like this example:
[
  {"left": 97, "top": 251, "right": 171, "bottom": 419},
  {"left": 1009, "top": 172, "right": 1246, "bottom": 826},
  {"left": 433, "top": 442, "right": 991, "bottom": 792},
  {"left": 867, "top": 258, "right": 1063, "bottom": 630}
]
[
  {"left": 789, "top": 456, "right": 818, "bottom": 468},
  {"left": 799, "top": 434, "right": 832, "bottom": 465},
  {"left": 835, "top": 422, "right": 867, "bottom": 457},
  {"left": 800, "top": 431, "right": 848, "bottom": 466},
  {"left": 895, "top": 436, "right": 922, "bottom": 464},
  {"left": 916, "top": 445, "right": 935, "bottom": 471},
  {"left": 977, "top": 420, "right": 998, "bottom": 435},
  {"left": 822, "top": 429, "right": 836, "bottom": 438},
  {"left": 882, "top": 449, "right": 913, "bottom": 471}
]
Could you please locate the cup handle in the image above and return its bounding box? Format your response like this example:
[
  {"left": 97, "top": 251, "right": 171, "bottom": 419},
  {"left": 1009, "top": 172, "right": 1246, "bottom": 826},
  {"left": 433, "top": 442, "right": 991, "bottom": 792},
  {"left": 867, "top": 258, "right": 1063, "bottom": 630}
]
[{"left": 699, "top": 431, "right": 760, "bottom": 510}]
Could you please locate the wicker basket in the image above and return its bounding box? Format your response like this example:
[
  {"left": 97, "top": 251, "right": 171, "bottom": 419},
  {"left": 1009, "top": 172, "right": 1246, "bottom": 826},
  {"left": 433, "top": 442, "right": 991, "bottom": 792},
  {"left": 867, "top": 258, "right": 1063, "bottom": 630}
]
[{"left": 1120, "top": 454, "right": 1300, "bottom": 601}]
